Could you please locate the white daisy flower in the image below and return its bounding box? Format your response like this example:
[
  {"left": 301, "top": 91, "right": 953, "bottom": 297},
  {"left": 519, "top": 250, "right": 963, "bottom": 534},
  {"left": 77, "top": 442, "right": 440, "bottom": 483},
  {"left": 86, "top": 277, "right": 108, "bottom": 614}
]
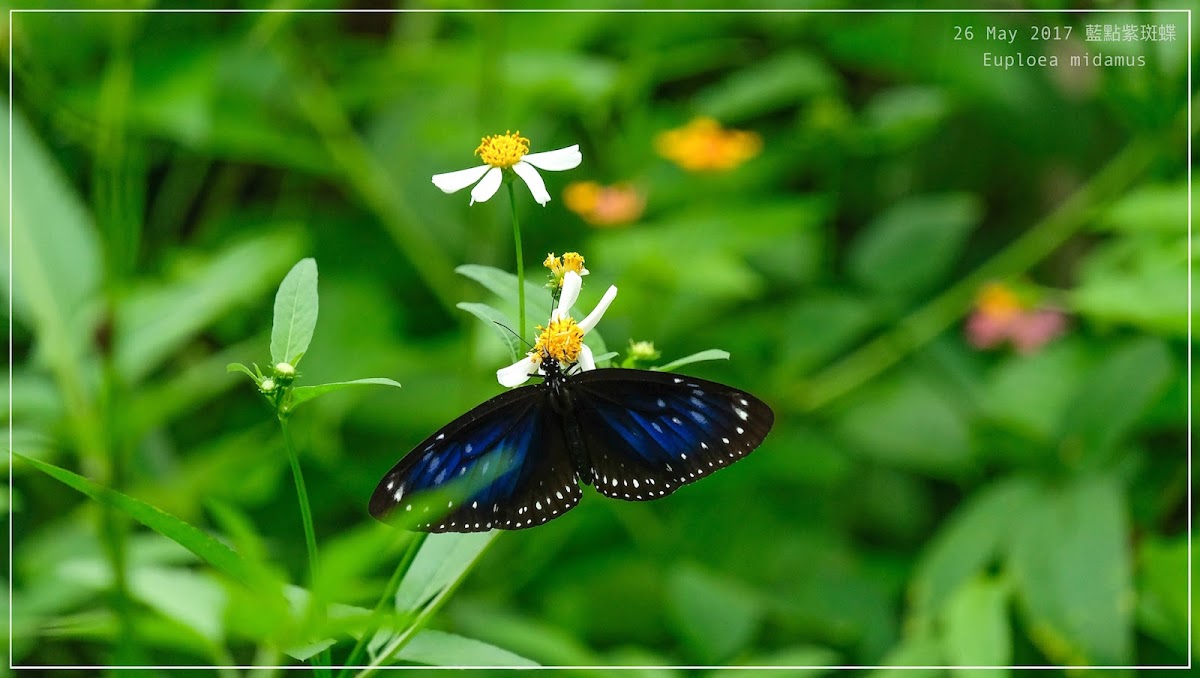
[
  {"left": 497, "top": 270, "right": 617, "bottom": 388},
  {"left": 431, "top": 131, "right": 582, "bottom": 206}
]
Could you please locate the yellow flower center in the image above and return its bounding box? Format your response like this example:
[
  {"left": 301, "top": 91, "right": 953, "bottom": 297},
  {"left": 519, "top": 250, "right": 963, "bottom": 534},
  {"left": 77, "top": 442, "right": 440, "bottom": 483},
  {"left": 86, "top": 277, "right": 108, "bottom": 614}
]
[
  {"left": 532, "top": 317, "right": 585, "bottom": 365},
  {"left": 475, "top": 131, "right": 530, "bottom": 169},
  {"left": 976, "top": 283, "right": 1024, "bottom": 320},
  {"left": 543, "top": 251, "right": 587, "bottom": 286}
]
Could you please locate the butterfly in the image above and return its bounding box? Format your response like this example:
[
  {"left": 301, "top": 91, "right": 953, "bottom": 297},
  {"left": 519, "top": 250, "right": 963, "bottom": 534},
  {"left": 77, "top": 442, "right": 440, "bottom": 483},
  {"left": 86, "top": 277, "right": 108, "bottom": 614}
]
[{"left": 369, "top": 357, "right": 774, "bottom": 532}]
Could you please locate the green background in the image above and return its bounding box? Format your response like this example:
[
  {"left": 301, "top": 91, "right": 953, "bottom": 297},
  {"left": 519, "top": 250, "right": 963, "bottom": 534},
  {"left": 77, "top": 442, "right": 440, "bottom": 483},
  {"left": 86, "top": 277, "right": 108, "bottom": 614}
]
[{"left": 5, "top": 3, "right": 1193, "bottom": 672}]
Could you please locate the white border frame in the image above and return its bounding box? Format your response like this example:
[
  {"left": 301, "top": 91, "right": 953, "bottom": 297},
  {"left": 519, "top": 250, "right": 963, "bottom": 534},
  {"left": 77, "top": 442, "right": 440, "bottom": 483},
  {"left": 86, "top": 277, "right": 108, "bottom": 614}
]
[{"left": 7, "top": 5, "right": 1190, "bottom": 672}]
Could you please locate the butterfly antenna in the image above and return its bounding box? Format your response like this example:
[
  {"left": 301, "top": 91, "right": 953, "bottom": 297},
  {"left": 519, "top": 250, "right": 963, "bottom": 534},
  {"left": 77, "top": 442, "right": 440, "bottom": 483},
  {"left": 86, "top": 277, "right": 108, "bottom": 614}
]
[{"left": 494, "top": 321, "right": 535, "bottom": 349}]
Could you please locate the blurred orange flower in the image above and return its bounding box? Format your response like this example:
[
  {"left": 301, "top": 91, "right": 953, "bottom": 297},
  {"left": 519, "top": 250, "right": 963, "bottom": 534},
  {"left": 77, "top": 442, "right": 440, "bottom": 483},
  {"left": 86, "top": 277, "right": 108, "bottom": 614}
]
[
  {"left": 654, "top": 117, "right": 762, "bottom": 172},
  {"left": 562, "top": 181, "right": 646, "bottom": 227},
  {"left": 966, "top": 283, "right": 1066, "bottom": 354}
]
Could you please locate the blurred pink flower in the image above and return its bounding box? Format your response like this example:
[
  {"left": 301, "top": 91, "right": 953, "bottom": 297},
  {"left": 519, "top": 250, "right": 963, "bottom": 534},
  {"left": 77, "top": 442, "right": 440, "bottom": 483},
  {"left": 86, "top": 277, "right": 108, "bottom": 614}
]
[{"left": 966, "top": 283, "right": 1066, "bottom": 354}]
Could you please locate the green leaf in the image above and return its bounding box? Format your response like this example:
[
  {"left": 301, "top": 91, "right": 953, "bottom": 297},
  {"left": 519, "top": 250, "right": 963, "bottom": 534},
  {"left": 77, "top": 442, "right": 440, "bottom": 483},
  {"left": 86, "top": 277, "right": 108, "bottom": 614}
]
[
  {"left": 847, "top": 193, "right": 982, "bottom": 294},
  {"left": 289, "top": 378, "right": 401, "bottom": 410},
  {"left": 457, "top": 302, "right": 522, "bottom": 362},
  {"left": 709, "top": 646, "right": 840, "bottom": 678},
  {"left": 835, "top": 374, "right": 973, "bottom": 478},
  {"left": 1094, "top": 183, "right": 1190, "bottom": 233},
  {"left": 226, "top": 362, "right": 257, "bottom": 381},
  {"left": 394, "top": 629, "right": 538, "bottom": 667},
  {"left": 271, "top": 257, "right": 319, "bottom": 367},
  {"left": 115, "top": 228, "right": 306, "bottom": 382},
  {"left": 456, "top": 265, "right": 554, "bottom": 317},
  {"left": 0, "top": 105, "right": 101, "bottom": 395},
  {"left": 909, "top": 476, "right": 1038, "bottom": 621},
  {"left": 666, "top": 563, "right": 764, "bottom": 663},
  {"left": 1007, "top": 476, "right": 1132, "bottom": 665},
  {"left": 16, "top": 453, "right": 254, "bottom": 586},
  {"left": 1072, "top": 233, "right": 1188, "bottom": 336},
  {"left": 696, "top": 50, "right": 838, "bottom": 121},
  {"left": 979, "top": 340, "right": 1088, "bottom": 443},
  {"left": 653, "top": 349, "right": 730, "bottom": 372},
  {"left": 871, "top": 626, "right": 944, "bottom": 678},
  {"left": 862, "top": 86, "right": 952, "bottom": 151},
  {"left": 393, "top": 532, "right": 497, "bottom": 614},
  {"left": 939, "top": 575, "right": 1011, "bottom": 669},
  {"left": 447, "top": 603, "right": 603, "bottom": 666},
  {"left": 127, "top": 566, "right": 227, "bottom": 643},
  {"left": 367, "top": 532, "right": 498, "bottom": 663},
  {"left": 1135, "top": 535, "right": 1190, "bottom": 655},
  {"left": 591, "top": 351, "right": 618, "bottom": 365},
  {"left": 1058, "top": 337, "right": 1172, "bottom": 467}
]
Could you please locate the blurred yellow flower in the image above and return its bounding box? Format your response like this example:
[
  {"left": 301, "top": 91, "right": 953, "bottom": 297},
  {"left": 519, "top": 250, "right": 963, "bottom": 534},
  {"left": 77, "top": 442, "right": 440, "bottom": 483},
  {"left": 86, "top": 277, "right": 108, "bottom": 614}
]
[
  {"left": 654, "top": 117, "right": 762, "bottom": 172},
  {"left": 562, "top": 181, "right": 646, "bottom": 227}
]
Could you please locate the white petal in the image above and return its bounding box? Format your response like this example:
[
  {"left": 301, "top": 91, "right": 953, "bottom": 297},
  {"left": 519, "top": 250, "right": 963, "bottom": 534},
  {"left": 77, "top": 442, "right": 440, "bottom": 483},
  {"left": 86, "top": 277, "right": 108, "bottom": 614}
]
[
  {"left": 469, "top": 167, "right": 503, "bottom": 205},
  {"left": 497, "top": 355, "right": 538, "bottom": 387},
  {"left": 578, "top": 285, "right": 618, "bottom": 334},
  {"left": 554, "top": 271, "right": 582, "bottom": 321},
  {"left": 577, "top": 344, "right": 596, "bottom": 372},
  {"left": 521, "top": 145, "right": 582, "bottom": 171},
  {"left": 432, "top": 164, "right": 490, "bottom": 194},
  {"left": 512, "top": 161, "right": 551, "bottom": 206}
]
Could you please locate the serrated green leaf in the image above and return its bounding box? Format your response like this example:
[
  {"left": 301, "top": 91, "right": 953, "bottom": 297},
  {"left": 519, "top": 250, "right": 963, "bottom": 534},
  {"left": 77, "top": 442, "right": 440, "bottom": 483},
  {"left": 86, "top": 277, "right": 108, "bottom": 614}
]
[
  {"left": 271, "top": 257, "right": 319, "bottom": 367},
  {"left": 289, "top": 378, "right": 401, "bottom": 411},
  {"left": 653, "top": 349, "right": 730, "bottom": 372},
  {"left": 458, "top": 302, "right": 522, "bottom": 362},
  {"left": 16, "top": 454, "right": 255, "bottom": 586}
]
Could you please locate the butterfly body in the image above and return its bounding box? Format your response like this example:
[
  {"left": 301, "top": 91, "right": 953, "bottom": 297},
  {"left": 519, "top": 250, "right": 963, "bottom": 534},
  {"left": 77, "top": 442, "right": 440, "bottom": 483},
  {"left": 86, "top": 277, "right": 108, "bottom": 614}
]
[{"left": 370, "top": 362, "right": 774, "bottom": 532}]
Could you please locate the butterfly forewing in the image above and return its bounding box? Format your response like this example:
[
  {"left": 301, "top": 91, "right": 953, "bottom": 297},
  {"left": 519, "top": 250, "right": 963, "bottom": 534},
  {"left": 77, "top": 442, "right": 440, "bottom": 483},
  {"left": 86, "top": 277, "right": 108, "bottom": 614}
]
[
  {"left": 369, "top": 385, "right": 581, "bottom": 532},
  {"left": 569, "top": 369, "right": 774, "bottom": 501}
]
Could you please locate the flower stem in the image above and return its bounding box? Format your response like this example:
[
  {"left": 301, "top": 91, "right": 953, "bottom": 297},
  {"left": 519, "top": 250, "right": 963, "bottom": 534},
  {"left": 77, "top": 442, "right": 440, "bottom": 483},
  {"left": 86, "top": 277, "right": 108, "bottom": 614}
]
[
  {"left": 507, "top": 181, "right": 526, "bottom": 343},
  {"left": 279, "top": 414, "right": 327, "bottom": 675},
  {"left": 336, "top": 533, "right": 426, "bottom": 678}
]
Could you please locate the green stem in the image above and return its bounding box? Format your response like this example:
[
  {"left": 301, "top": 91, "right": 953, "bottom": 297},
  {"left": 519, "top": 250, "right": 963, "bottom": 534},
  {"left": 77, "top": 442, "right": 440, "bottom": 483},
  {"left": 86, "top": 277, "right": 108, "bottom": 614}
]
[
  {"left": 507, "top": 181, "right": 526, "bottom": 343},
  {"left": 279, "top": 415, "right": 327, "bottom": 675},
  {"left": 358, "top": 537, "right": 493, "bottom": 676},
  {"left": 336, "top": 533, "right": 426, "bottom": 677}
]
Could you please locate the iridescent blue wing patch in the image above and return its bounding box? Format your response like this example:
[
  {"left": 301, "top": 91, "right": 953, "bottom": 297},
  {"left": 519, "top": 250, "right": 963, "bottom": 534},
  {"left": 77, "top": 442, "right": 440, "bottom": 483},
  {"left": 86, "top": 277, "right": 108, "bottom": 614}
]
[
  {"left": 567, "top": 369, "right": 774, "bottom": 501},
  {"left": 368, "top": 385, "right": 581, "bottom": 532}
]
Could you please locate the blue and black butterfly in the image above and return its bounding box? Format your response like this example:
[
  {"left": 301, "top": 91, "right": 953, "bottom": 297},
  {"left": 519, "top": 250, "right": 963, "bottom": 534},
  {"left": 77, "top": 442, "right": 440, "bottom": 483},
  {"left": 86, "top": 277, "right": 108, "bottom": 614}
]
[{"left": 369, "top": 358, "right": 774, "bottom": 532}]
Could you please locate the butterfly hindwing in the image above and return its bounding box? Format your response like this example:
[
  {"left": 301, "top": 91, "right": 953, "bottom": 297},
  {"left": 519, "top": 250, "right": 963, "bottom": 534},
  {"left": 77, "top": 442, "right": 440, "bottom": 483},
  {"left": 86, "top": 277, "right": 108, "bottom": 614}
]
[
  {"left": 568, "top": 369, "right": 774, "bottom": 501},
  {"left": 369, "top": 384, "right": 581, "bottom": 532}
]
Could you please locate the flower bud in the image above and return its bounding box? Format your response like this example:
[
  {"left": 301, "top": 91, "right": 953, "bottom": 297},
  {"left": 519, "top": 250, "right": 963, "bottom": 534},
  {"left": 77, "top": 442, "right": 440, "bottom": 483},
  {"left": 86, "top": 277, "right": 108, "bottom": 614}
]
[{"left": 260, "top": 378, "right": 277, "bottom": 394}]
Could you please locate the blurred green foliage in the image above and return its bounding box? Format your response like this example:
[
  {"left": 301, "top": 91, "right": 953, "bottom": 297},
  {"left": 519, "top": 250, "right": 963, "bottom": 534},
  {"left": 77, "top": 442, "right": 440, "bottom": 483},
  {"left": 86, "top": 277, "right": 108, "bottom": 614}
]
[{"left": 5, "top": 3, "right": 1193, "bottom": 672}]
